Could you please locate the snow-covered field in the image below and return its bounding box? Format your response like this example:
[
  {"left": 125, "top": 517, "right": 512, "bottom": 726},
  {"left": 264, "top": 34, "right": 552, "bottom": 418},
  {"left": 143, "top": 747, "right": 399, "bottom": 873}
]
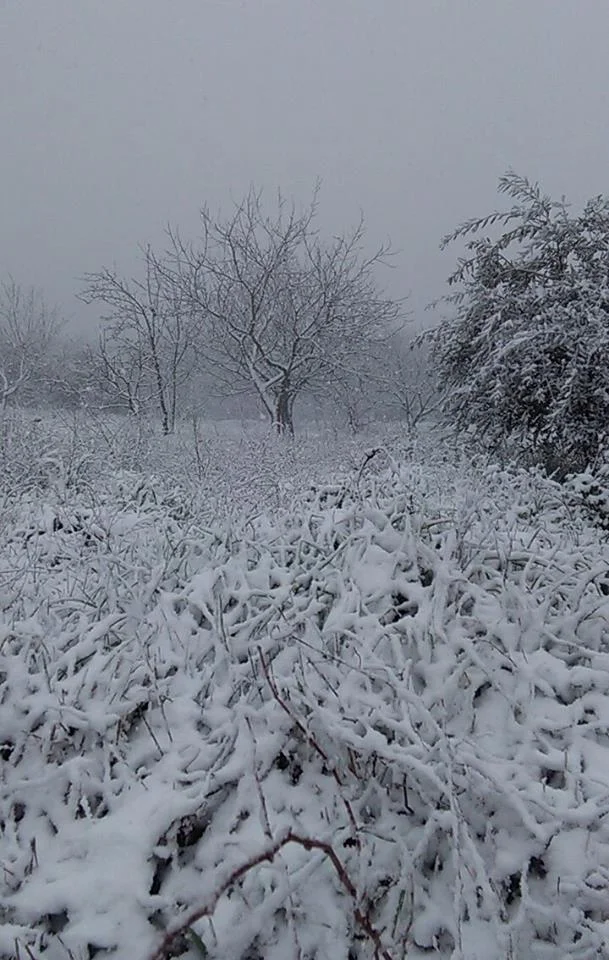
[{"left": 2, "top": 411, "right": 609, "bottom": 959}]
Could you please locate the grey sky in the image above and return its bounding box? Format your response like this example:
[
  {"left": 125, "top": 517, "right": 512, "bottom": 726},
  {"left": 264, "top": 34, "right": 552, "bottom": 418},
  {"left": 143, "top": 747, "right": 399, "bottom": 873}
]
[{"left": 2, "top": 0, "right": 609, "bottom": 331}]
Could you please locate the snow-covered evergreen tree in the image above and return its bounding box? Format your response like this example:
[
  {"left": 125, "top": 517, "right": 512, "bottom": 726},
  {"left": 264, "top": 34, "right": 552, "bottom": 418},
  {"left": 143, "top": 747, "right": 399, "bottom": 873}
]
[{"left": 432, "top": 172, "right": 609, "bottom": 475}]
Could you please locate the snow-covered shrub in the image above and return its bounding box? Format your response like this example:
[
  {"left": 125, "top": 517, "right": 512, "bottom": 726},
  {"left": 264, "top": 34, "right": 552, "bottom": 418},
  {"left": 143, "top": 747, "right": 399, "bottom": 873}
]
[
  {"left": 0, "top": 408, "right": 113, "bottom": 497},
  {"left": 431, "top": 172, "right": 609, "bottom": 476},
  {"left": 2, "top": 460, "right": 609, "bottom": 959},
  {"left": 564, "top": 463, "right": 609, "bottom": 530},
  {"left": 0, "top": 408, "right": 419, "bottom": 522}
]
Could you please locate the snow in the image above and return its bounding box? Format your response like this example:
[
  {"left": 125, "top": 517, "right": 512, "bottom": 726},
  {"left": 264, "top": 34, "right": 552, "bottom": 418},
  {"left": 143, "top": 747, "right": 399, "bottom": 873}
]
[{"left": 2, "top": 416, "right": 609, "bottom": 958}]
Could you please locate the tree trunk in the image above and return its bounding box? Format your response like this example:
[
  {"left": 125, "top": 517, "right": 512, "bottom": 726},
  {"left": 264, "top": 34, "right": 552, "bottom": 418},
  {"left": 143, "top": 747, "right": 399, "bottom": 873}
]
[
  {"left": 274, "top": 390, "right": 294, "bottom": 436},
  {"left": 150, "top": 349, "right": 170, "bottom": 434}
]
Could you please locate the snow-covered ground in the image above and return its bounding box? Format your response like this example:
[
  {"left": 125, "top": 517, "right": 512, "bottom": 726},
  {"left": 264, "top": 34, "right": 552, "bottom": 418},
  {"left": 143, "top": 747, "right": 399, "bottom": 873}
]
[{"left": 2, "top": 412, "right": 609, "bottom": 959}]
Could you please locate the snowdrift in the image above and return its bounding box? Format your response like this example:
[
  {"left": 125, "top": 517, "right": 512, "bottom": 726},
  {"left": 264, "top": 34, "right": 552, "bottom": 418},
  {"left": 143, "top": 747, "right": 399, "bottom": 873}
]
[{"left": 2, "top": 465, "right": 609, "bottom": 959}]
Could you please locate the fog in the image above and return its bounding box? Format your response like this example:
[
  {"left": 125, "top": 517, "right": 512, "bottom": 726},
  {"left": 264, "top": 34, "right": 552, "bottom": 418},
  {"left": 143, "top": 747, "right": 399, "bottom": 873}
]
[{"left": 2, "top": 0, "right": 609, "bottom": 328}]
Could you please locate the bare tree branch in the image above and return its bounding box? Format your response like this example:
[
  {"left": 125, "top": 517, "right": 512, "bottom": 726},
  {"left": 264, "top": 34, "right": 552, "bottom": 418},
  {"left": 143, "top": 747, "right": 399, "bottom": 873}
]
[
  {"left": 0, "top": 277, "right": 61, "bottom": 409},
  {"left": 166, "top": 187, "right": 404, "bottom": 434},
  {"left": 80, "top": 248, "right": 202, "bottom": 433}
]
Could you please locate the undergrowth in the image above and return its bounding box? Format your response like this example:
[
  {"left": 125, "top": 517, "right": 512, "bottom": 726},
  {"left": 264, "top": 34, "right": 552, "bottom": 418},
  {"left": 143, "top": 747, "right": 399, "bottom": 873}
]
[{"left": 1, "top": 416, "right": 609, "bottom": 958}]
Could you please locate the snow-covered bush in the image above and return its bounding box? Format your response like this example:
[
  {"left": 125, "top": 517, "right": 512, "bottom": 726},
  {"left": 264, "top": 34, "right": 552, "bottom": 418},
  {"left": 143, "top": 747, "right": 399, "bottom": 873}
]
[
  {"left": 0, "top": 408, "right": 119, "bottom": 497},
  {"left": 2, "top": 457, "right": 609, "bottom": 959},
  {"left": 564, "top": 462, "right": 609, "bottom": 530},
  {"left": 0, "top": 408, "right": 418, "bottom": 519},
  {"left": 431, "top": 172, "right": 609, "bottom": 476}
]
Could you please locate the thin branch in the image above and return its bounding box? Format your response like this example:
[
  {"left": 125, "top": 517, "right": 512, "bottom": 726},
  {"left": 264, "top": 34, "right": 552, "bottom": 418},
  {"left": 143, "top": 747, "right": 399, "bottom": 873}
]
[{"left": 147, "top": 830, "right": 394, "bottom": 960}]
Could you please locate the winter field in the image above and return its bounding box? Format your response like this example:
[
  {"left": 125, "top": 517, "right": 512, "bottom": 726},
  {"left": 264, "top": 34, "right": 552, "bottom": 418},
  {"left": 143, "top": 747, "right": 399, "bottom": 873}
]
[{"left": 2, "top": 410, "right": 609, "bottom": 960}]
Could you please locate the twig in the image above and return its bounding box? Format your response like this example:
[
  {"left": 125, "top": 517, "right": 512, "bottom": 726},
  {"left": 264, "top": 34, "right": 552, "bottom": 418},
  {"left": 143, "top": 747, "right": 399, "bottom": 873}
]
[
  {"left": 257, "top": 646, "right": 359, "bottom": 836},
  {"left": 357, "top": 447, "right": 381, "bottom": 487},
  {"left": 147, "top": 831, "right": 394, "bottom": 960}
]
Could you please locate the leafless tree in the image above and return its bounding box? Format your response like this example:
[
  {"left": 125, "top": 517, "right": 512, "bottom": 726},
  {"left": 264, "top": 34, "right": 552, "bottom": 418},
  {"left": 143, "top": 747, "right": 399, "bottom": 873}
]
[
  {"left": 94, "top": 331, "right": 155, "bottom": 415},
  {"left": 299, "top": 336, "right": 439, "bottom": 433},
  {"left": 380, "top": 336, "right": 441, "bottom": 430},
  {"left": 167, "top": 187, "right": 403, "bottom": 434},
  {"left": 41, "top": 338, "right": 100, "bottom": 410},
  {"left": 0, "top": 277, "right": 61, "bottom": 411},
  {"left": 80, "top": 246, "right": 201, "bottom": 433}
]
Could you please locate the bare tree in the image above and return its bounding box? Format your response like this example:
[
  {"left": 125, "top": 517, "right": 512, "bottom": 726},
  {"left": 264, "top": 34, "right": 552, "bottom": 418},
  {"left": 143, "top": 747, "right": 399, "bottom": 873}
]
[
  {"left": 93, "top": 331, "right": 155, "bottom": 415},
  {"left": 167, "top": 187, "right": 403, "bottom": 434},
  {"left": 0, "top": 277, "right": 61, "bottom": 411},
  {"left": 80, "top": 247, "right": 201, "bottom": 433},
  {"left": 42, "top": 338, "right": 102, "bottom": 410},
  {"left": 380, "top": 336, "right": 441, "bottom": 430}
]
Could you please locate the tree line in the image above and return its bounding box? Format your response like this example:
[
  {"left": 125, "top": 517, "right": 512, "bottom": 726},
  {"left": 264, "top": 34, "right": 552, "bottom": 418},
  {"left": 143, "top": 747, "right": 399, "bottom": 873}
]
[
  {"left": 1, "top": 187, "right": 436, "bottom": 433},
  {"left": 4, "top": 173, "right": 609, "bottom": 476}
]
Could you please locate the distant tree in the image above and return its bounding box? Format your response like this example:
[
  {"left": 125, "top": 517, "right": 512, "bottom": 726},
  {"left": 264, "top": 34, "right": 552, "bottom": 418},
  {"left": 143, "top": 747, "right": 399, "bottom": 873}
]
[
  {"left": 431, "top": 172, "right": 609, "bottom": 475},
  {"left": 378, "top": 336, "right": 440, "bottom": 430},
  {"left": 311, "top": 337, "right": 437, "bottom": 434},
  {"left": 167, "top": 187, "right": 403, "bottom": 434},
  {"left": 44, "top": 339, "right": 106, "bottom": 411},
  {"left": 92, "top": 331, "right": 155, "bottom": 416},
  {"left": 0, "top": 277, "right": 61, "bottom": 411},
  {"left": 80, "top": 247, "right": 200, "bottom": 433}
]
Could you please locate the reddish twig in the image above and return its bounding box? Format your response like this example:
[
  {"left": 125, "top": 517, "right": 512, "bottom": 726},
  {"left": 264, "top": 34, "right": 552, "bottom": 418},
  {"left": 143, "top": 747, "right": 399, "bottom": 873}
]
[{"left": 147, "top": 831, "right": 394, "bottom": 960}]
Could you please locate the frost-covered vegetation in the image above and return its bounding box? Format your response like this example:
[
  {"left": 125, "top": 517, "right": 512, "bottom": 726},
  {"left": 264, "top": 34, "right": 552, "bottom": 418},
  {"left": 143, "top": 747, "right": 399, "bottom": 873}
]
[
  {"left": 431, "top": 172, "right": 609, "bottom": 477},
  {"left": 2, "top": 412, "right": 609, "bottom": 960},
  {"left": 3, "top": 171, "right": 609, "bottom": 960}
]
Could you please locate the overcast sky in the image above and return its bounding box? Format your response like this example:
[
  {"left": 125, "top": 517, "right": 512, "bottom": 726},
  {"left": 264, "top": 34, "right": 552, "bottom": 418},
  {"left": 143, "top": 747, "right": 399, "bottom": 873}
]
[{"left": 2, "top": 0, "right": 609, "bottom": 331}]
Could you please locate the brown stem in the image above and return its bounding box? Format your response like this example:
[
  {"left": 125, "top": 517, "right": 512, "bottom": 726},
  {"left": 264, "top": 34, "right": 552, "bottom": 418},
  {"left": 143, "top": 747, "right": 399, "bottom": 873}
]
[{"left": 147, "top": 831, "right": 394, "bottom": 960}]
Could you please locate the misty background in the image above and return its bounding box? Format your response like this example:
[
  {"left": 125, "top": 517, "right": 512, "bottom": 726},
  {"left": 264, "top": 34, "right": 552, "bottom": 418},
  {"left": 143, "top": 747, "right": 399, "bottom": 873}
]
[
  {"left": 2, "top": 0, "right": 609, "bottom": 331},
  {"left": 5, "top": 10, "right": 609, "bottom": 957}
]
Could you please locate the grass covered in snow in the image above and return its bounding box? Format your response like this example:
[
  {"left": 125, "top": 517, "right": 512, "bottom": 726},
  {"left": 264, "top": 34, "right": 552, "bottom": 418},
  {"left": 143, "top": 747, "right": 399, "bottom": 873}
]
[{"left": 2, "top": 412, "right": 609, "bottom": 959}]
